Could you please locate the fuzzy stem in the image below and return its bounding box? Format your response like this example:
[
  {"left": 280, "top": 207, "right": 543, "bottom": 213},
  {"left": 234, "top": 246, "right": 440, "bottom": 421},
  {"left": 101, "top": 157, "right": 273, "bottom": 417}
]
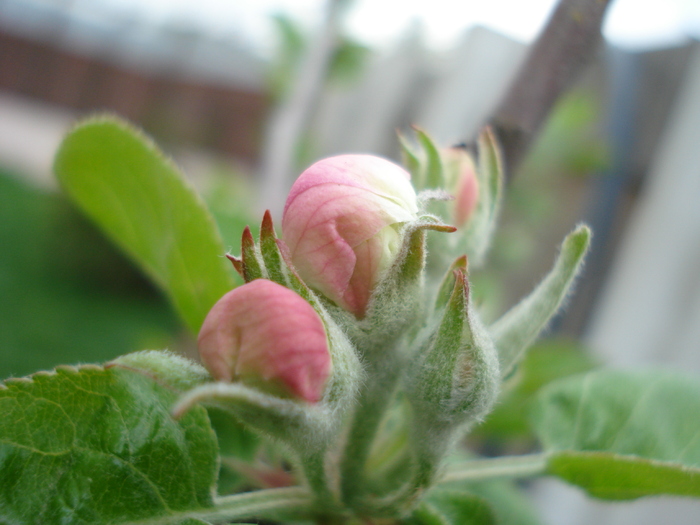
[
  {"left": 441, "top": 453, "right": 549, "bottom": 484},
  {"left": 371, "top": 424, "right": 453, "bottom": 516},
  {"left": 127, "top": 487, "right": 313, "bottom": 524},
  {"left": 340, "top": 356, "right": 403, "bottom": 508},
  {"left": 300, "top": 448, "right": 338, "bottom": 509}
]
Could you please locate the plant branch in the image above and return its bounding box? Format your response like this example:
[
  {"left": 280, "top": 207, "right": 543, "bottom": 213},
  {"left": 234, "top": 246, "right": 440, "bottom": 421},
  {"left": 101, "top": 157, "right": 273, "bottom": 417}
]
[
  {"left": 201, "top": 487, "right": 313, "bottom": 524},
  {"left": 440, "top": 453, "right": 549, "bottom": 484},
  {"left": 125, "top": 487, "right": 313, "bottom": 525},
  {"left": 489, "top": 0, "right": 613, "bottom": 179}
]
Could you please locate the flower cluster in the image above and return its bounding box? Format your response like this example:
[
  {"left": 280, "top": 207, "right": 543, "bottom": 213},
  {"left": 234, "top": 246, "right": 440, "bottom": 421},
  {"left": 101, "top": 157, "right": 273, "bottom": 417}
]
[
  {"left": 188, "top": 131, "right": 590, "bottom": 518},
  {"left": 198, "top": 154, "right": 424, "bottom": 403}
]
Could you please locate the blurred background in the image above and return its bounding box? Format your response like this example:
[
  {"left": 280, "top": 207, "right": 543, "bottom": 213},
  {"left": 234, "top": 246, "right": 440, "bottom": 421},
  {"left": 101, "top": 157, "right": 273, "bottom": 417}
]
[{"left": 1, "top": 0, "right": 699, "bottom": 523}]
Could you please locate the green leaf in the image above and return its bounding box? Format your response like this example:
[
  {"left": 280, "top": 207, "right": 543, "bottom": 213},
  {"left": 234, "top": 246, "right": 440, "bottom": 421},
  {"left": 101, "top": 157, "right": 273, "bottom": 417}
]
[
  {"left": 491, "top": 225, "right": 591, "bottom": 378},
  {"left": 407, "top": 490, "right": 496, "bottom": 525},
  {"left": 531, "top": 370, "right": 700, "bottom": 499},
  {"left": 473, "top": 339, "right": 597, "bottom": 442},
  {"left": 0, "top": 364, "right": 218, "bottom": 523},
  {"left": 547, "top": 451, "right": 700, "bottom": 500},
  {"left": 54, "top": 116, "right": 236, "bottom": 334}
]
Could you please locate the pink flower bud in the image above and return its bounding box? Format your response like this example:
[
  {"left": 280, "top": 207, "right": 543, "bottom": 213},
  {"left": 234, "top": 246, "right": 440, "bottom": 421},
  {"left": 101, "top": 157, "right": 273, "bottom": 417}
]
[
  {"left": 282, "top": 154, "right": 418, "bottom": 318},
  {"left": 198, "top": 279, "right": 331, "bottom": 403},
  {"left": 444, "top": 147, "right": 479, "bottom": 227}
]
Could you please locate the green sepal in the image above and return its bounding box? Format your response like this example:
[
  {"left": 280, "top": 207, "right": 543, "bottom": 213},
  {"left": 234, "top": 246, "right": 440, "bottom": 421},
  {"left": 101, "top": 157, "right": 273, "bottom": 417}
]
[
  {"left": 351, "top": 216, "right": 457, "bottom": 359},
  {"left": 392, "top": 268, "right": 499, "bottom": 509},
  {"left": 491, "top": 224, "right": 591, "bottom": 378},
  {"left": 398, "top": 130, "right": 423, "bottom": 182},
  {"left": 402, "top": 126, "right": 505, "bottom": 277},
  {"left": 241, "top": 226, "right": 265, "bottom": 282},
  {"left": 409, "top": 268, "right": 500, "bottom": 425},
  {"left": 259, "top": 210, "right": 286, "bottom": 284},
  {"left": 413, "top": 126, "right": 446, "bottom": 190},
  {"left": 459, "top": 127, "right": 504, "bottom": 267},
  {"left": 337, "top": 216, "right": 455, "bottom": 509},
  {"left": 225, "top": 214, "right": 364, "bottom": 406},
  {"left": 434, "top": 256, "right": 468, "bottom": 312},
  {"left": 228, "top": 212, "right": 323, "bottom": 309}
]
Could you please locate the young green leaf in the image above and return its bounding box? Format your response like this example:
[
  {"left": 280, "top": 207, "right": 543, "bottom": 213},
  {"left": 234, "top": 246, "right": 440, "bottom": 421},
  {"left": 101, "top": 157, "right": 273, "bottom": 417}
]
[
  {"left": 54, "top": 116, "right": 236, "bottom": 334},
  {"left": 0, "top": 364, "right": 218, "bottom": 524},
  {"left": 491, "top": 225, "right": 591, "bottom": 378},
  {"left": 531, "top": 370, "right": 700, "bottom": 499}
]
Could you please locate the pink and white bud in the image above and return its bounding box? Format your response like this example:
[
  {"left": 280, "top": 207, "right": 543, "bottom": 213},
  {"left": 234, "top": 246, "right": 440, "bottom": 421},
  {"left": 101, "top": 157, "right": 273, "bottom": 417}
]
[
  {"left": 198, "top": 279, "right": 331, "bottom": 403},
  {"left": 282, "top": 154, "right": 419, "bottom": 318},
  {"left": 444, "top": 147, "right": 479, "bottom": 227}
]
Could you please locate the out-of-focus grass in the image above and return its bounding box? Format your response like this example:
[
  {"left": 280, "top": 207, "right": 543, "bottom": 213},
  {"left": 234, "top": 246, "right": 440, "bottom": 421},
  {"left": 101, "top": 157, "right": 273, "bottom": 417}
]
[{"left": 0, "top": 169, "right": 181, "bottom": 379}]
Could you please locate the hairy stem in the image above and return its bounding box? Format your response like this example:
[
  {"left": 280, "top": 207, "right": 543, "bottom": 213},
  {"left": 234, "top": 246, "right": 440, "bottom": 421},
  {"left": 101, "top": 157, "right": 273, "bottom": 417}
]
[
  {"left": 129, "top": 487, "right": 313, "bottom": 524},
  {"left": 300, "top": 448, "right": 338, "bottom": 509},
  {"left": 441, "top": 453, "right": 549, "bottom": 484},
  {"left": 340, "top": 357, "right": 403, "bottom": 508}
]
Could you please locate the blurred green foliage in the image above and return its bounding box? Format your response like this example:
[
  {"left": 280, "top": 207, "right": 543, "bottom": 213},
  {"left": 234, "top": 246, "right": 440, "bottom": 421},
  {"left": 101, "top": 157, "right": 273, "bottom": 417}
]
[
  {"left": 471, "top": 90, "right": 609, "bottom": 322},
  {"left": 267, "top": 13, "right": 371, "bottom": 101},
  {"left": 470, "top": 338, "right": 598, "bottom": 451},
  {"left": 0, "top": 169, "right": 180, "bottom": 379}
]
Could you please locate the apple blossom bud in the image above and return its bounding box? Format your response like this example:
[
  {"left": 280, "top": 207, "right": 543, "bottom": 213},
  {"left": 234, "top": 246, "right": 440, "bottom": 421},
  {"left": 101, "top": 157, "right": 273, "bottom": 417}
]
[
  {"left": 282, "top": 154, "right": 419, "bottom": 318},
  {"left": 443, "top": 147, "right": 479, "bottom": 227},
  {"left": 198, "top": 279, "right": 331, "bottom": 403}
]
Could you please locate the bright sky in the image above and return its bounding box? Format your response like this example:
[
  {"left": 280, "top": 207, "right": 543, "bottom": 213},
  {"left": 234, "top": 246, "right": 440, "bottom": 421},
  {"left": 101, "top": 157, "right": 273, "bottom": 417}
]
[{"left": 99, "top": 0, "right": 700, "bottom": 52}]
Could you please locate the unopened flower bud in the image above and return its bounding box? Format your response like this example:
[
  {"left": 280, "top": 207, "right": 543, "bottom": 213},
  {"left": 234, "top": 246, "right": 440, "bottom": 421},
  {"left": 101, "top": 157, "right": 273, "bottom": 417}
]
[
  {"left": 198, "top": 279, "right": 331, "bottom": 403},
  {"left": 282, "top": 154, "right": 419, "bottom": 318},
  {"left": 443, "top": 147, "right": 479, "bottom": 227}
]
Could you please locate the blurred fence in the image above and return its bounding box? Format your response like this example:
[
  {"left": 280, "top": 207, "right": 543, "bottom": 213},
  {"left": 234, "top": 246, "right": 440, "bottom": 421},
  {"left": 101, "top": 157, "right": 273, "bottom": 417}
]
[
  {"left": 1, "top": 0, "right": 698, "bottom": 356},
  {"left": 0, "top": 0, "right": 268, "bottom": 163}
]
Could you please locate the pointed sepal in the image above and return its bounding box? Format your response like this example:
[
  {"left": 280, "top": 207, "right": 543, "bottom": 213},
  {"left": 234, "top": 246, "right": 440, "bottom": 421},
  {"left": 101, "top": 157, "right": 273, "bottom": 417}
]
[
  {"left": 408, "top": 267, "right": 500, "bottom": 425},
  {"left": 491, "top": 224, "right": 591, "bottom": 378},
  {"left": 398, "top": 129, "right": 422, "bottom": 182},
  {"left": 260, "top": 210, "right": 286, "bottom": 284},
  {"left": 241, "top": 226, "right": 265, "bottom": 282},
  {"left": 400, "top": 127, "right": 505, "bottom": 277},
  {"left": 388, "top": 267, "right": 500, "bottom": 507},
  {"left": 226, "top": 253, "right": 244, "bottom": 278},
  {"left": 348, "top": 216, "right": 456, "bottom": 359},
  {"left": 412, "top": 125, "right": 446, "bottom": 190},
  {"left": 434, "top": 256, "right": 468, "bottom": 312},
  {"left": 460, "top": 126, "right": 504, "bottom": 266}
]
